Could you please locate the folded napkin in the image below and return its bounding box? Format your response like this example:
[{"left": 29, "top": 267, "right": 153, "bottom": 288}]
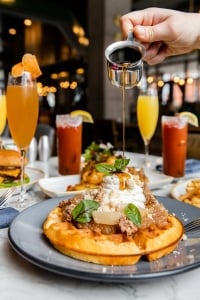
[
  {"left": 156, "top": 159, "right": 200, "bottom": 175},
  {"left": 185, "top": 159, "right": 200, "bottom": 174},
  {"left": 0, "top": 207, "right": 19, "bottom": 229}
]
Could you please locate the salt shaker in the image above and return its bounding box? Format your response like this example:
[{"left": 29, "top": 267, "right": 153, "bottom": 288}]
[
  {"left": 27, "top": 137, "right": 38, "bottom": 163},
  {"left": 38, "top": 135, "right": 51, "bottom": 161}
]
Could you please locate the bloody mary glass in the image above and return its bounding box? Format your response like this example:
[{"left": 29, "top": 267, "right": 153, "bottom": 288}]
[
  {"left": 56, "top": 114, "right": 82, "bottom": 175},
  {"left": 161, "top": 115, "right": 188, "bottom": 178}
]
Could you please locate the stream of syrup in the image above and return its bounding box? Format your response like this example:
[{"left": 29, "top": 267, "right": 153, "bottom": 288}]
[{"left": 121, "top": 63, "right": 129, "bottom": 157}]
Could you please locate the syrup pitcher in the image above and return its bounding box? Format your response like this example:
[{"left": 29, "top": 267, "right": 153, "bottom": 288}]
[{"left": 105, "top": 32, "right": 146, "bottom": 89}]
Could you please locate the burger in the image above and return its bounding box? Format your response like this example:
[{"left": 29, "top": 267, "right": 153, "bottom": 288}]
[
  {"left": 0, "top": 149, "right": 29, "bottom": 188},
  {"left": 43, "top": 158, "right": 184, "bottom": 266}
]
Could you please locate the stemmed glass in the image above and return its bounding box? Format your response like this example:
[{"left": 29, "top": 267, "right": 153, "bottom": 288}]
[
  {"left": 0, "top": 88, "right": 7, "bottom": 149},
  {"left": 6, "top": 72, "right": 39, "bottom": 206},
  {"left": 137, "top": 85, "right": 159, "bottom": 168}
]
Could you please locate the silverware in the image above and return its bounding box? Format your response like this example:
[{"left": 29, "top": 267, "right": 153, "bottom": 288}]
[
  {"left": 184, "top": 218, "right": 200, "bottom": 232},
  {"left": 0, "top": 186, "right": 17, "bottom": 208}
]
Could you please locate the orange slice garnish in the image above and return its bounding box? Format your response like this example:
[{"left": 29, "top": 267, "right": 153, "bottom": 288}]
[
  {"left": 22, "top": 53, "right": 42, "bottom": 79},
  {"left": 11, "top": 62, "right": 24, "bottom": 77},
  {"left": 11, "top": 53, "right": 42, "bottom": 79}
]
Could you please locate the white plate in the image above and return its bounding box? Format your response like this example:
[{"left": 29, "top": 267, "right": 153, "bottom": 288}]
[
  {"left": 38, "top": 174, "right": 81, "bottom": 197},
  {"left": 171, "top": 178, "right": 200, "bottom": 201},
  {"left": 0, "top": 167, "right": 45, "bottom": 196},
  {"left": 115, "top": 151, "right": 173, "bottom": 189},
  {"left": 145, "top": 169, "right": 173, "bottom": 190},
  {"left": 38, "top": 169, "right": 173, "bottom": 198}
]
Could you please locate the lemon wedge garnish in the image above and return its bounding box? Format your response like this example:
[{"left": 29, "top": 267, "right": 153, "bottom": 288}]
[
  {"left": 70, "top": 110, "right": 94, "bottom": 123},
  {"left": 178, "top": 111, "right": 199, "bottom": 127}
]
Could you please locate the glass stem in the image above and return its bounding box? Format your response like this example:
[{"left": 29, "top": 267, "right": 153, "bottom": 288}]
[
  {"left": 0, "top": 137, "right": 3, "bottom": 149},
  {"left": 20, "top": 149, "right": 26, "bottom": 203},
  {"left": 144, "top": 140, "right": 150, "bottom": 168}
]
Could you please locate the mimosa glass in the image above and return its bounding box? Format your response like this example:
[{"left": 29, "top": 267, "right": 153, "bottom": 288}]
[
  {"left": 0, "top": 89, "right": 6, "bottom": 149},
  {"left": 137, "top": 86, "right": 159, "bottom": 167},
  {"left": 6, "top": 72, "right": 39, "bottom": 205}
]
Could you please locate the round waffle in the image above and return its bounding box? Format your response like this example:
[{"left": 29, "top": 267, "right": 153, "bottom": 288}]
[{"left": 43, "top": 206, "right": 183, "bottom": 266}]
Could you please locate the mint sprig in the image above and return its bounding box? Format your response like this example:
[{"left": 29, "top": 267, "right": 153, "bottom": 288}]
[
  {"left": 124, "top": 203, "right": 141, "bottom": 226},
  {"left": 95, "top": 157, "right": 130, "bottom": 174},
  {"left": 72, "top": 200, "right": 100, "bottom": 223}
]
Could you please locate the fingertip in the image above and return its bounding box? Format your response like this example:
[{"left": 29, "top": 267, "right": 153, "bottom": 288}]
[{"left": 120, "top": 17, "right": 134, "bottom": 40}]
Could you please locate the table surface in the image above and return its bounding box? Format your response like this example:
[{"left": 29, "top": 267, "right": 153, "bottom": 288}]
[{"left": 1, "top": 152, "right": 200, "bottom": 300}]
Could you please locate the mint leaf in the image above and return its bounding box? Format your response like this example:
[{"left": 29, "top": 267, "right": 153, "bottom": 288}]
[
  {"left": 114, "top": 158, "right": 130, "bottom": 171},
  {"left": 95, "top": 157, "right": 130, "bottom": 175},
  {"left": 72, "top": 200, "right": 100, "bottom": 223},
  {"left": 124, "top": 203, "right": 141, "bottom": 226},
  {"left": 95, "top": 163, "right": 116, "bottom": 174}
]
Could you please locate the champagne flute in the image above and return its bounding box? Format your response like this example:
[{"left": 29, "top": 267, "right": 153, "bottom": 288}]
[
  {"left": 6, "top": 72, "right": 39, "bottom": 206},
  {"left": 137, "top": 85, "right": 159, "bottom": 168},
  {"left": 0, "top": 88, "right": 6, "bottom": 149}
]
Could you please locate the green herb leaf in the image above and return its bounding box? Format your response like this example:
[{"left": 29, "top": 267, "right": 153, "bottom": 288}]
[
  {"left": 114, "top": 158, "right": 130, "bottom": 171},
  {"left": 83, "top": 141, "right": 115, "bottom": 162},
  {"left": 95, "top": 163, "right": 116, "bottom": 174},
  {"left": 124, "top": 203, "right": 141, "bottom": 226},
  {"left": 95, "top": 157, "right": 130, "bottom": 175},
  {"left": 72, "top": 200, "right": 100, "bottom": 223}
]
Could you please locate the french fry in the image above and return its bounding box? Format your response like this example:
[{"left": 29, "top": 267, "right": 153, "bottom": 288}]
[{"left": 179, "top": 179, "right": 200, "bottom": 207}]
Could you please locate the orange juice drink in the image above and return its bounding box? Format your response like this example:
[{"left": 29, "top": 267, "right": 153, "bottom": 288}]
[
  {"left": 137, "top": 94, "right": 159, "bottom": 142},
  {"left": 56, "top": 114, "right": 82, "bottom": 175},
  {"left": 0, "top": 91, "right": 6, "bottom": 135},
  {"left": 6, "top": 85, "right": 39, "bottom": 149},
  {"left": 162, "top": 115, "right": 188, "bottom": 177}
]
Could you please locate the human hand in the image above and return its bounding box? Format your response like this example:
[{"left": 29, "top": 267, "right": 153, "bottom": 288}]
[{"left": 120, "top": 7, "right": 200, "bottom": 64}]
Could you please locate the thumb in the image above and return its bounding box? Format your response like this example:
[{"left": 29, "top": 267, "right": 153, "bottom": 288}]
[{"left": 134, "top": 25, "right": 166, "bottom": 43}]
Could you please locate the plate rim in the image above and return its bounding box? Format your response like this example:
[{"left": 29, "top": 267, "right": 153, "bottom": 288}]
[
  {"left": 8, "top": 196, "right": 200, "bottom": 283},
  {"left": 38, "top": 174, "right": 82, "bottom": 197},
  {"left": 171, "top": 177, "right": 200, "bottom": 200}
]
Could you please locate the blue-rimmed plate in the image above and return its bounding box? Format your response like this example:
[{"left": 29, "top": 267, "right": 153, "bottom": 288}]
[{"left": 8, "top": 196, "right": 200, "bottom": 283}]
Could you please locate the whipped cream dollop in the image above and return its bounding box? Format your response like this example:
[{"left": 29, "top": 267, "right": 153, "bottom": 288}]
[{"left": 96, "top": 172, "right": 146, "bottom": 213}]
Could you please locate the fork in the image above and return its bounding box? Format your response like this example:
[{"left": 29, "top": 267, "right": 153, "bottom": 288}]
[
  {"left": 0, "top": 186, "right": 17, "bottom": 208},
  {"left": 184, "top": 218, "right": 200, "bottom": 232}
]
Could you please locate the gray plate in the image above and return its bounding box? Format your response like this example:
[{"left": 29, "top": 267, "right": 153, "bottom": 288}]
[{"left": 8, "top": 196, "right": 200, "bottom": 283}]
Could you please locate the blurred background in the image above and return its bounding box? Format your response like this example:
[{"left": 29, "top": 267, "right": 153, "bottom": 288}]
[{"left": 1, "top": 0, "right": 200, "bottom": 154}]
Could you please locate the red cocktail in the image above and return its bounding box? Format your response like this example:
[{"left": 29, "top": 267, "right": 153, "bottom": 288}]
[
  {"left": 162, "top": 116, "right": 188, "bottom": 177},
  {"left": 56, "top": 115, "right": 82, "bottom": 175}
]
